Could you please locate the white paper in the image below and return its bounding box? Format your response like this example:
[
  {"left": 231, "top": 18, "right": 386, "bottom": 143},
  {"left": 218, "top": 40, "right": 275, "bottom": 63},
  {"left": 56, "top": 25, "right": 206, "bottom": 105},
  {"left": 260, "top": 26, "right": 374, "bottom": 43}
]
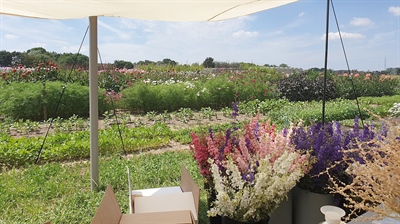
[
  {"left": 134, "top": 191, "right": 197, "bottom": 221},
  {"left": 131, "top": 186, "right": 182, "bottom": 197}
]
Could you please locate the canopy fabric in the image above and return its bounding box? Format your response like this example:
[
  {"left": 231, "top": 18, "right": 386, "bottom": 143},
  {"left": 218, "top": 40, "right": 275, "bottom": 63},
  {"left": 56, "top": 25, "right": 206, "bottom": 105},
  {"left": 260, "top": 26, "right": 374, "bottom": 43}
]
[{"left": 1, "top": 0, "right": 298, "bottom": 21}]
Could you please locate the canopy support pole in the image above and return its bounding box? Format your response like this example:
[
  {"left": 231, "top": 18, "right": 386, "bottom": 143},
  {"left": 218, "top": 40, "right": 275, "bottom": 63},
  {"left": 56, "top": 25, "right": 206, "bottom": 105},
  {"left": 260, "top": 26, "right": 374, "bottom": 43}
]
[
  {"left": 322, "top": 0, "right": 330, "bottom": 124},
  {"left": 89, "top": 16, "right": 99, "bottom": 191}
]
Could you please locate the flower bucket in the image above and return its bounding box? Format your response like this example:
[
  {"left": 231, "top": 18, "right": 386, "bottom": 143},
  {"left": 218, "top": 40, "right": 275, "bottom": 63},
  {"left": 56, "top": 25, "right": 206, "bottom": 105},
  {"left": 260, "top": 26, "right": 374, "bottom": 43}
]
[
  {"left": 269, "top": 189, "right": 293, "bottom": 224},
  {"left": 293, "top": 187, "right": 334, "bottom": 224}
]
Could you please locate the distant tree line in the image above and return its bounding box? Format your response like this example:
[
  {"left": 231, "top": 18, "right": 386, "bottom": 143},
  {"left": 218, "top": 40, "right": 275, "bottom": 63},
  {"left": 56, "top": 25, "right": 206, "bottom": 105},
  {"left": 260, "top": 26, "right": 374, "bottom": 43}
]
[
  {"left": 0, "top": 48, "right": 293, "bottom": 71},
  {"left": 0, "top": 47, "right": 90, "bottom": 69},
  {"left": 2, "top": 47, "right": 398, "bottom": 74}
]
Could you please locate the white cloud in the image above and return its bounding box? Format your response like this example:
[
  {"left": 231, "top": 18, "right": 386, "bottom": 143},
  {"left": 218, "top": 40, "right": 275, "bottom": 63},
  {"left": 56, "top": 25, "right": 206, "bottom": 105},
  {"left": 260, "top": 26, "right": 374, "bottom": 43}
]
[
  {"left": 368, "top": 31, "right": 397, "bottom": 46},
  {"left": 5, "top": 34, "right": 19, "bottom": 39},
  {"left": 350, "top": 17, "right": 374, "bottom": 26},
  {"left": 118, "top": 18, "right": 157, "bottom": 33},
  {"left": 98, "top": 20, "right": 130, "bottom": 39},
  {"left": 298, "top": 12, "right": 305, "bottom": 17},
  {"left": 321, "top": 32, "right": 365, "bottom": 40},
  {"left": 388, "top": 6, "right": 400, "bottom": 16},
  {"left": 232, "top": 30, "right": 259, "bottom": 38}
]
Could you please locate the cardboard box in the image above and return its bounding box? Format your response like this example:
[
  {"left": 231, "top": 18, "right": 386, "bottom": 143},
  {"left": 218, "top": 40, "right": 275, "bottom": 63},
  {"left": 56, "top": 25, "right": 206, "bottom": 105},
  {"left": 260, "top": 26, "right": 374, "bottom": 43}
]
[
  {"left": 130, "top": 164, "right": 200, "bottom": 224},
  {"left": 92, "top": 164, "right": 199, "bottom": 224}
]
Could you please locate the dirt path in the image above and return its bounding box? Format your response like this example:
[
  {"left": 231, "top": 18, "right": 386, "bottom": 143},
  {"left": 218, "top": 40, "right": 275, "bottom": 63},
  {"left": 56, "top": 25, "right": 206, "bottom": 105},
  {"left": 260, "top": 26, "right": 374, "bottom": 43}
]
[{"left": 6, "top": 111, "right": 260, "bottom": 138}]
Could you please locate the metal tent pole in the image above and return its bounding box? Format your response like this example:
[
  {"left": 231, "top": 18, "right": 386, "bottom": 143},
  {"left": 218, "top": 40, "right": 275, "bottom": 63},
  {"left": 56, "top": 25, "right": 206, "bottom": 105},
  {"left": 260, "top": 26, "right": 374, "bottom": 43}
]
[
  {"left": 322, "top": 0, "right": 330, "bottom": 124},
  {"left": 89, "top": 16, "right": 99, "bottom": 191}
]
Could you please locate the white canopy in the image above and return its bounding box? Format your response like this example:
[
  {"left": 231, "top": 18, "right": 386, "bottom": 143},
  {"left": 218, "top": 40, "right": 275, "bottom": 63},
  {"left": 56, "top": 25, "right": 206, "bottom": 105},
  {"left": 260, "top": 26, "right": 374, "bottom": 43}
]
[{"left": 1, "top": 0, "right": 297, "bottom": 21}]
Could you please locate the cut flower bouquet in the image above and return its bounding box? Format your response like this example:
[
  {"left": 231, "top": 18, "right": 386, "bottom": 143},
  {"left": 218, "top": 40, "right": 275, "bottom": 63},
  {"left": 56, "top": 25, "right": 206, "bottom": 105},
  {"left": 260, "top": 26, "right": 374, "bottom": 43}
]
[
  {"left": 191, "top": 116, "right": 311, "bottom": 223},
  {"left": 327, "top": 115, "right": 399, "bottom": 221},
  {"left": 290, "top": 116, "right": 385, "bottom": 195}
]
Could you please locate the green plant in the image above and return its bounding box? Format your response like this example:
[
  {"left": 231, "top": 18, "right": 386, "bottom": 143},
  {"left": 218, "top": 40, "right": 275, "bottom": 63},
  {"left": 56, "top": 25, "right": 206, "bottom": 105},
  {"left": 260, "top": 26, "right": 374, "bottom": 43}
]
[
  {"left": 0, "top": 122, "right": 12, "bottom": 135},
  {"left": 21, "top": 119, "right": 40, "bottom": 135},
  {"left": 174, "top": 108, "right": 194, "bottom": 123},
  {"left": 160, "top": 110, "right": 172, "bottom": 123},
  {"left": 0, "top": 81, "right": 109, "bottom": 121},
  {"left": 201, "top": 107, "right": 217, "bottom": 120},
  {"left": 102, "top": 110, "right": 112, "bottom": 122},
  {"left": 146, "top": 111, "right": 157, "bottom": 121},
  {"left": 51, "top": 116, "right": 64, "bottom": 132},
  {"left": 258, "top": 99, "right": 288, "bottom": 115},
  {"left": 0, "top": 123, "right": 175, "bottom": 168},
  {"left": 220, "top": 106, "right": 234, "bottom": 118},
  {"left": 277, "top": 71, "right": 338, "bottom": 102},
  {"left": 334, "top": 73, "right": 399, "bottom": 99},
  {"left": 237, "top": 100, "right": 260, "bottom": 116},
  {"left": 121, "top": 82, "right": 200, "bottom": 113}
]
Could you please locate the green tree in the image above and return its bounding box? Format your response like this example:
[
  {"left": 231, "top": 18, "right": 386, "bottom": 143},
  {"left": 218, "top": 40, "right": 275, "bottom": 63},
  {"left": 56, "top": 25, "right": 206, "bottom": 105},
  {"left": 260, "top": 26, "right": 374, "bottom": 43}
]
[
  {"left": 114, "top": 60, "right": 134, "bottom": 69},
  {"left": 26, "top": 47, "right": 55, "bottom": 64},
  {"left": 202, "top": 57, "right": 215, "bottom": 68},
  {"left": 279, "top": 63, "right": 289, "bottom": 67},
  {"left": 137, "top": 60, "right": 156, "bottom": 65},
  {"left": 58, "top": 53, "right": 89, "bottom": 69},
  {"left": 161, "top": 58, "right": 178, "bottom": 66},
  {"left": 0, "top": 50, "right": 12, "bottom": 66}
]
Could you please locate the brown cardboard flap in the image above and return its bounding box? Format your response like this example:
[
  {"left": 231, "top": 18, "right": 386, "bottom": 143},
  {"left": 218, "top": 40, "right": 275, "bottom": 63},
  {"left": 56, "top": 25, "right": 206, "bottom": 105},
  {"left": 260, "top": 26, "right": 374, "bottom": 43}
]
[
  {"left": 179, "top": 164, "right": 200, "bottom": 217},
  {"left": 91, "top": 185, "right": 122, "bottom": 224},
  {"left": 119, "top": 210, "right": 195, "bottom": 224}
]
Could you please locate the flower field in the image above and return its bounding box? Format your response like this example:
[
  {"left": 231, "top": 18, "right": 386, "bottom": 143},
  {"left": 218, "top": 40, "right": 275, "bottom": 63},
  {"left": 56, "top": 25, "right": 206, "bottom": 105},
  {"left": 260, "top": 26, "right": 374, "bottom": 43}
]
[{"left": 0, "top": 64, "right": 399, "bottom": 223}]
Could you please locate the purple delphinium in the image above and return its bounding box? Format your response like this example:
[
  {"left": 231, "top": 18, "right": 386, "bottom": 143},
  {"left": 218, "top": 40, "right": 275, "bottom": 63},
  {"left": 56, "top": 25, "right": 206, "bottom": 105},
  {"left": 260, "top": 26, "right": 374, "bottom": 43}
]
[
  {"left": 291, "top": 116, "right": 387, "bottom": 194},
  {"left": 232, "top": 101, "right": 239, "bottom": 118},
  {"left": 291, "top": 121, "right": 348, "bottom": 193}
]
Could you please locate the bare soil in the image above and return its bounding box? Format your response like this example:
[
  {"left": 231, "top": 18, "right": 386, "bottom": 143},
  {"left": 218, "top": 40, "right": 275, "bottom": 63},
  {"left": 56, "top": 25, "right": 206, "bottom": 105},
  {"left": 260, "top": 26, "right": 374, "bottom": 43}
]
[{"left": 7, "top": 111, "right": 259, "bottom": 139}]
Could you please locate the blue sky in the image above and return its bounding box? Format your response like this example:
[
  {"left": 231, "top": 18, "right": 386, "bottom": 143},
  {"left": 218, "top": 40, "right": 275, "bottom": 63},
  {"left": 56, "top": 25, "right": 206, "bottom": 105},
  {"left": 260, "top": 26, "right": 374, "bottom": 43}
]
[{"left": 1, "top": 0, "right": 399, "bottom": 71}]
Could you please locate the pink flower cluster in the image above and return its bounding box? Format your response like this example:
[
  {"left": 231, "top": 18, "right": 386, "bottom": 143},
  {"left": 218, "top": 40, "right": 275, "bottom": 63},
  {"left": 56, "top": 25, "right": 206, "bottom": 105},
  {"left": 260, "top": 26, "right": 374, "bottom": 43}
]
[
  {"left": 342, "top": 72, "right": 393, "bottom": 81},
  {"left": 190, "top": 116, "right": 310, "bottom": 183}
]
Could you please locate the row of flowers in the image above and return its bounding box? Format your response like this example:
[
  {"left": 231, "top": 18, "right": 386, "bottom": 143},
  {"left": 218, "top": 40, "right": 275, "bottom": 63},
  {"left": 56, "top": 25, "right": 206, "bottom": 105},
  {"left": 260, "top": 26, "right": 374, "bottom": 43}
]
[
  {"left": 341, "top": 72, "right": 393, "bottom": 81},
  {"left": 190, "top": 104, "right": 398, "bottom": 223}
]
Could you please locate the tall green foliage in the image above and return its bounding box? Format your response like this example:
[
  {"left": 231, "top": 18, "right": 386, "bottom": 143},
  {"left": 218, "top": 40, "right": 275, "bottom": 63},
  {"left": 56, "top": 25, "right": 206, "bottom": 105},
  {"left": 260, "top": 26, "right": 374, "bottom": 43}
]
[
  {"left": 0, "top": 82, "right": 109, "bottom": 121},
  {"left": 121, "top": 82, "right": 201, "bottom": 113},
  {"left": 277, "top": 71, "right": 338, "bottom": 102},
  {"left": 334, "top": 73, "right": 399, "bottom": 99}
]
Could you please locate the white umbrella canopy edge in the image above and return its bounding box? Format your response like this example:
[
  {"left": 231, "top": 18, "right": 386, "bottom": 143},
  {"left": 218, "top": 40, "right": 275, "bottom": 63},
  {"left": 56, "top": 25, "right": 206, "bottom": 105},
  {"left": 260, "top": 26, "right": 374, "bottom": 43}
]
[
  {"left": 0, "top": 0, "right": 298, "bottom": 21},
  {"left": 1, "top": 0, "right": 299, "bottom": 191}
]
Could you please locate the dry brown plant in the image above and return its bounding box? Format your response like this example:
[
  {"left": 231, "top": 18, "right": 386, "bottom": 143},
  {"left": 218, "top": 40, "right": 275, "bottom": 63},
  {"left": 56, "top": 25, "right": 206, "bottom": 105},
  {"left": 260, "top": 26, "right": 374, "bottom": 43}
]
[{"left": 327, "top": 116, "right": 400, "bottom": 221}]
